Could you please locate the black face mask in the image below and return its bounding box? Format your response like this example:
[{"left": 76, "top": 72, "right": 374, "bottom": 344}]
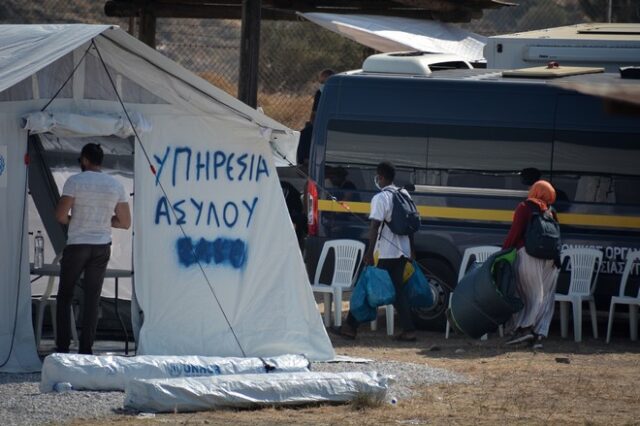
[{"left": 78, "top": 157, "right": 86, "bottom": 172}]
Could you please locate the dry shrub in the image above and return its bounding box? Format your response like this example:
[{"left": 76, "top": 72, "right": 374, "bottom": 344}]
[
  {"left": 196, "top": 73, "right": 312, "bottom": 129},
  {"left": 349, "top": 392, "right": 385, "bottom": 411},
  {"left": 258, "top": 92, "right": 314, "bottom": 130}
]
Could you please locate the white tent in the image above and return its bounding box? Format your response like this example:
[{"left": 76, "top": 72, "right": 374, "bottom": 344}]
[
  {"left": 0, "top": 24, "right": 334, "bottom": 373},
  {"left": 300, "top": 13, "right": 487, "bottom": 62}
]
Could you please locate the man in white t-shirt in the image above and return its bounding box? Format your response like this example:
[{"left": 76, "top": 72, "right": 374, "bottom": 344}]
[
  {"left": 54, "top": 143, "right": 131, "bottom": 354},
  {"left": 338, "top": 162, "right": 417, "bottom": 341}
]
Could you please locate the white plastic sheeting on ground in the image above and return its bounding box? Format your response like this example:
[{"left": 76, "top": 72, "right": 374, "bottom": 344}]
[
  {"left": 40, "top": 353, "right": 310, "bottom": 392},
  {"left": 300, "top": 13, "right": 486, "bottom": 62},
  {"left": 124, "top": 371, "right": 390, "bottom": 412},
  {"left": 22, "top": 111, "right": 152, "bottom": 138}
]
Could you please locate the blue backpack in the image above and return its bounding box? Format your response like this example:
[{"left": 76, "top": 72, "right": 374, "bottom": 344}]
[{"left": 383, "top": 188, "right": 420, "bottom": 236}]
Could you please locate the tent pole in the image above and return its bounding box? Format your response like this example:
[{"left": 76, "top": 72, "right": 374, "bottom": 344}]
[
  {"left": 238, "top": 0, "right": 261, "bottom": 108},
  {"left": 139, "top": 6, "right": 156, "bottom": 49}
]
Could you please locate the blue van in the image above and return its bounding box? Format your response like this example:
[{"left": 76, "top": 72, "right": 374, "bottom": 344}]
[{"left": 304, "top": 63, "right": 640, "bottom": 329}]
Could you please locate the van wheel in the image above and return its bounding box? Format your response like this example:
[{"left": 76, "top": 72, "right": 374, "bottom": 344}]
[{"left": 411, "top": 257, "right": 456, "bottom": 331}]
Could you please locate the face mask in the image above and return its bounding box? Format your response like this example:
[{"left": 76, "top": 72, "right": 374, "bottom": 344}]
[
  {"left": 319, "top": 83, "right": 325, "bottom": 92},
  {"left": 374, "top": 175, "right": 382, "bottom": 190}
]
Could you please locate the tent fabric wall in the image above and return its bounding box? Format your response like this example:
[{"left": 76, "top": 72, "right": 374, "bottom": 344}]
[
  {"left": 134, "top": 113, "right": 334, "bottom": 360},
  {"left": 0, "top": 25, "right": 331, "bottom": 372},
  {"left": 0, "top": 111, "right": 42, "bottom": 372},
  {"left": 0, "top": 25, "right": 110, "bottom": 95}
]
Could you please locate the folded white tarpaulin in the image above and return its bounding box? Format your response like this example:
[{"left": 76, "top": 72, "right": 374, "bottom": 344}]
[
  {"left": 299, "top": 13, "right": 487, "bottom": 62},
  {"left": 22, "top": 111, "right": 152, "bottom": 138},
  {"left": 124, "top": 371, "right": 390, "bottom": 412},
  {"left": 40, "top": 353, "right": 311, "bottom": 392}
]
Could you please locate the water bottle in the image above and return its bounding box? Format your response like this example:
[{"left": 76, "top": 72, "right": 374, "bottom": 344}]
[
  {"left": 53, "top": 382, "right": 73, "bottom": 393},
  {"left": 34, "top": 230, "right": 44, "bottom": 269}
]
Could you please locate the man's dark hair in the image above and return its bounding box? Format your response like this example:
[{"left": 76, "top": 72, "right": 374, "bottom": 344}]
[
  {"left": 320, "top": 69, "right": 335, "bottom": 78},
  {"left": 377, "top": 161, "right": 395, "bottom": 182},
  {"left": 81, "top": 143, "right": 104, "bottom": 166},
  {"left": 520, "top": 167, "right": 541, "bottom": 187}
]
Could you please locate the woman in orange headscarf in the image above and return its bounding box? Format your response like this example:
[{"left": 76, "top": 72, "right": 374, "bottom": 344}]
[{"left": 503, "top": 180, "right": 560, "bottom": 348}]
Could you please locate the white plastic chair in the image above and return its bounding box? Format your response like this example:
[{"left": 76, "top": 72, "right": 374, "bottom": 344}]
[
  {"left": 606, "top": 250, "right": 640, "bottom": 343},
  {"left": 446, "top": 246, "right": 502, "bottom": 339},
  {"left": 311, "top": 239, "right": 365, "bottom": 327},
  {"left": 555, "top": 248, "right": 603, "bottom": 342},
  {"left": 33, "top": 253, "right": 79, "bottom": 350},
  {"left": 370, "top": 305, "right": 394, "bottom": 336}
]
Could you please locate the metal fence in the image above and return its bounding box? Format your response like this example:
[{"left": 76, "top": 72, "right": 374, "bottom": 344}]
[{"left": 1, "top": 0, "right": 634, "bottom": 130}]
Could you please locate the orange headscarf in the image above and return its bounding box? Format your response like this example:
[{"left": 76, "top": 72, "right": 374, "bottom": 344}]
[{"left": 527, "top": 180, "right": 556, "bottom": 211}]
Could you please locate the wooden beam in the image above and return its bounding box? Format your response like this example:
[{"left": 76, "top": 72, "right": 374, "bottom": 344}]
[
  {"left": 139, "top": 6, "right": 157, "bottom": 48},
  {"left": 238, "top": 0, "right": 261, "bottom": 108},
  {"left": 106, "top": 1, "right": 288, "bottom": 19},
  {"left": 105, "top": 2, "right": 441, "bottom": 19}
]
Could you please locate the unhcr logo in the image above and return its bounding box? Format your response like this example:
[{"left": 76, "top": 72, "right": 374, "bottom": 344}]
[{"left": 166, "top": 363, "right": 222, "bottom": 377}]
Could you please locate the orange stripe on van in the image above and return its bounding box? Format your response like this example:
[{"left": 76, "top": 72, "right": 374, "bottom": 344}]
[{"left": 317, "top": 199, "right": 640, "bottom": 230}]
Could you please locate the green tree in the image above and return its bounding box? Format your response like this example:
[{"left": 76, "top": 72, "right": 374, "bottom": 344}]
[{"left": 259, "top": 21, "right": 365, "bottom": 93}]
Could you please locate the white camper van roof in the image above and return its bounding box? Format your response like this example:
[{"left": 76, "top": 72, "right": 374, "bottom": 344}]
[
  {"left": 484, "top": 23, "right": 640, "bottom": 72},
  {"left": 493, "top": 23, "right": 640, "bottom": 42},
  {"left": 362, "top": 51, "right": 472, "bottom": 75}
]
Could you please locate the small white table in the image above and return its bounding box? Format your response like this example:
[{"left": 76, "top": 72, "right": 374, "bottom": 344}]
[{"left": 30, "top": 263, "right": 134, "bottom": 354}]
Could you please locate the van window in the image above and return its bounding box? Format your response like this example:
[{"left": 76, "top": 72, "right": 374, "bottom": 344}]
[
  {"left": 325, "top": 120, "right": 427, "bottom": 191},
  {"left": 552, "top": 131, "right": 640, "bottom": 205},
  {"left": 427, "top": 125, "right": 553, "bottom": 190}
]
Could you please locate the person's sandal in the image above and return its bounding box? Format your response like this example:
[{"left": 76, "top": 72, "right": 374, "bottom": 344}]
[
  {"left": 505, "top": 327, "right": 534, "bottom": 345},
  {"left": 531, "top": 334, "right": 544, "bottom": 350}
]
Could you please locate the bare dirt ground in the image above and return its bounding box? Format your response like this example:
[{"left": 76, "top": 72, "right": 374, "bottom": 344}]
[{"left": 73, "top": 323, "right": 640, "bottom": 426}]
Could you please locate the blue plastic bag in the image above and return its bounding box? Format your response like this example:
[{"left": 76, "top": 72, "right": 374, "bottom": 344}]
[
  {"left": 406, "top": 262, "right": 434, "bottom": 308},
  {"left": 349, "top": 271, "right": 377, "bottom": 323},
  {"left": 363, "top": 266, "right": 395, "bottom": 308}
]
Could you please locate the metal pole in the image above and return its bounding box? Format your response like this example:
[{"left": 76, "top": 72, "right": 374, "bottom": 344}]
[
  {"left": 608, "top": 0, "right": 613, "bottom": 23},
  {"left": 238, "top": 0, "right": 261, "bottom": 108},
  {"left": 138, "top": 6, "right": 156, "bottom": 49}
]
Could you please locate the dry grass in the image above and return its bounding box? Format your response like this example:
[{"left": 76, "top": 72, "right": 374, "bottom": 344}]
[
  {"left": 198, "top": 71, "right": 313, "bottom": 130},
  {"left": 73, "top": 324, "right": 640, "bottom": 426},
  {"left": 257, "top": 91, "right": 313, "bottom": 130}
]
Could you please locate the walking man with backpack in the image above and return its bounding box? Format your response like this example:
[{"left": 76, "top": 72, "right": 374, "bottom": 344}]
[
  {"left": 335, "top": 162, "right": 419, "bottom": 341},
  {"left": 503, "top": 180, "right": 561, "bottom": 348}
]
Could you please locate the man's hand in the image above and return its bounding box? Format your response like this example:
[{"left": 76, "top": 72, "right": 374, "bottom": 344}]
[
  {"left": 365, "top": 220, "right": 382, "bottom": 266},
  {"left": 363, "top": 250, "right": 374, "bottom": 266}
]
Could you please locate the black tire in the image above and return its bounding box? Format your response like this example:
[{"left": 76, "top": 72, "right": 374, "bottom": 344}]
[{"left": 411, "top": 257, "right": 457, "bottom": 331}]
